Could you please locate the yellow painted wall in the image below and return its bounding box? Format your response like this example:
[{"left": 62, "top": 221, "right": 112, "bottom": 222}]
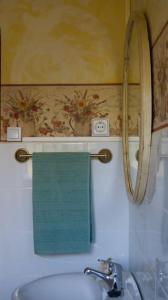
[
  {"left": 0, "top": 0, "right": 126, "bottom": 84},
  {"left": 131, "top": 0, "right": 168, "bottom": 43},
  {"left": 127, "top": 0, "right": 168, "bottom": 82}
]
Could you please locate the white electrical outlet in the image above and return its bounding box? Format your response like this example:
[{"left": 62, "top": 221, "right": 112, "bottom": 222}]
[{"left": 91, "top": 119, "right": 109, "bottom": 136}]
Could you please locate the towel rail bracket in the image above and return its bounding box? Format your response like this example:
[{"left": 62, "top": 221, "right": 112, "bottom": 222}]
[{"left": 15, "top": 148, "right": 113, "bottom": 164}]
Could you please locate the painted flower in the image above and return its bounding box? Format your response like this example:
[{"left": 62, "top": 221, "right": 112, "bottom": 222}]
[
  {"left": 154, "top": 31, "right": 168, "bottom": 123},
  {"left": 5, "top": 89, "right": 44, "bottom": 122},
  {"left": 55, "top": 89, "right": 108, "bottom": 134}
]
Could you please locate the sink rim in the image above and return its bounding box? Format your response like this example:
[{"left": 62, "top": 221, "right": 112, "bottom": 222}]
[{"left": 12, "top": 271, "right": 142, "bottom": 300}]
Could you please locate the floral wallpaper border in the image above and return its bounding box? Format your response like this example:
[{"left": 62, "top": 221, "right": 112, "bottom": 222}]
[
  {"left": 152, "top": 22, "right": 168, "bottom": 132},
  {"left": 1, "top": 23, "right": 167, "bottom": 140},
  {"left": 0, "top": 21, "right": 167, "bottom": 140},
  {"left": 1, "top": 84, "right": 140, "bottom": 140}
]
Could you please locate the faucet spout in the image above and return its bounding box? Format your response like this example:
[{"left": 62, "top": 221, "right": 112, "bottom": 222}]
[
  {"left": 84, "top": 260, "right": 123, "bottom": 298},
  {"left": 84, "top": 267, "right": 113, "bottom": 287}
]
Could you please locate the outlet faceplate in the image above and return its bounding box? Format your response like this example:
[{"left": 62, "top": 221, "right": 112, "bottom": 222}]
[{"left": 91, "top": 119, "right": 109, "bottom": 136}]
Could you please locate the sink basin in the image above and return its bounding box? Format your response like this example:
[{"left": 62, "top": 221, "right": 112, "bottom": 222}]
[
  {"left": 12, "top": 272, "right": 141, "bottom": 300},
  {"left": 12, "top": 273, "right": 102, "bottom": 300}
]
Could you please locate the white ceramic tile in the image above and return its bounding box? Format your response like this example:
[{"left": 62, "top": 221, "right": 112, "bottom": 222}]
[
  {"left": 42, "top": 142, "right": 88, "bottom": 152},
  {"left": 95, "top": 230, "right": 129, "bottom": 270},
  {"left": 0, "top": 140, "right": 129, "bottom": 300},
  {"left": 91, "top": 160, "right": 128, "bottom": 232},
  {"left": 0, "top": 230, "right": 91, "bottom": 277},
  {"left": 0, "top": 143, "right": 30, "bottom": 188},
  {"left": 0, "top": 188, "right": 32, "bottom": 232},
  {"left": 129, "top": 128, "right": 168, "bottom": 300}
]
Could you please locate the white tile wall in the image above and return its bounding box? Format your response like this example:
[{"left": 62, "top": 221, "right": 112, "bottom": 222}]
[
  {"left": 0, "top": 139, "right": 129, "bottom": 300},
  {"left": 129, "top": 128, "right": 168, "bottom": 300}
]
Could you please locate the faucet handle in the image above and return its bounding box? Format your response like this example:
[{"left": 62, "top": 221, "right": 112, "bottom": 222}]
[
  {"left": 98, "top": 258, "right": 114, "bottom": 272},
  {"left": 98, "top": 257, "right": 112, "bottom": 264}
]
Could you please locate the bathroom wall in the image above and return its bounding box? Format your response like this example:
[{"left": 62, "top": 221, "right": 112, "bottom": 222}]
[
  {"left": 129, "top": 130, "right": 168, "bottom": 300},
  {"left": 0, "top": 138, "right": 129, "bottom": 300},
  {"left": 131, "top": 0, "right": 168, "bottom": 42},
  {"left": 0, "top": 0, "right": 126, "bottom": 84},
  {"left": 129, "top": 1, "right": 168, "bottom": 299},
  {"left": 0, "top": 0, "right": 142, "bottom": 140},
  {"left": 1, "top": 84, "right": 140, "bottom": 140},
  {"left": 0, "top": 2, "right": 130, "bottom": 299}
]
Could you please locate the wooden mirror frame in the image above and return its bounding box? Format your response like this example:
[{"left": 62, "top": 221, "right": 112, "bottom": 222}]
[{"left": 122, "top": 12, "right": 152, "bottom": 204}]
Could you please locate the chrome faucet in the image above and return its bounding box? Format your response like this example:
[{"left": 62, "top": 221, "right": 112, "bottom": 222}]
[{"left": 84, "top": 258, "right": 123, "bottom": 297}]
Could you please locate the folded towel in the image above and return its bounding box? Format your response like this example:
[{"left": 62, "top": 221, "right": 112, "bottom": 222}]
[{"left": 32, "top": 152, "right": 93, "bottom": 254}]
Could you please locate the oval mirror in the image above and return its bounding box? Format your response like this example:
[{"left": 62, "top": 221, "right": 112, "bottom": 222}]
[{"left": 122, "top": 13, "right": 152, "bottom": 204}]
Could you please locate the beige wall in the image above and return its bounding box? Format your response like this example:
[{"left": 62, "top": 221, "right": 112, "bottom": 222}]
[
  {"left": 131, "top": 0, "right": 168, "bottom": 43},
  {"left": 0, "top": 0, "right": 126, "bottom": 84}
]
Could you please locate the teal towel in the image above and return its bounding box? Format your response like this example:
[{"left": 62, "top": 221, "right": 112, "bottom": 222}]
[{"left": 32, "top": 152, "right": 93, "bottom": 254}]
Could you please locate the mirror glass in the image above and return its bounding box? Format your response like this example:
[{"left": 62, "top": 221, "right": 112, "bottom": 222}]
[
  {"left": 127, "top": 19, "right": 140, "bottom": 189},
  {"left": 122, "top": 13, "right": 152, "bottom": 203}
]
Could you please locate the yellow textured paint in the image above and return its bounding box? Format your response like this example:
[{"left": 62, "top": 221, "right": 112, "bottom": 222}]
[
  {"left": 129, "top": 0, "right": 168, "bottom": 83},
  {"left": 131, "top": 0, "right": 168, "bottom": 43},
  {"left": 127, "top": 23, "right": 140, "bottom": 83},
  {"left": 0, "top": 0, "right": 126, "bottom": 84},
  {"left": 3, "top": 22, "right": 26, "bottom": 81}
]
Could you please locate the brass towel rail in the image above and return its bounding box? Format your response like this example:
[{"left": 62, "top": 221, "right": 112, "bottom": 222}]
[{"left": 15, "top": 148, "right": 112, "bottom": 164}]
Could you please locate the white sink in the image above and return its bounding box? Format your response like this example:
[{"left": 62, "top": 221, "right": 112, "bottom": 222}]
[
  {"left": 12, "top": 272, "right": 141, "bottom": 300},
  {"left": 12, "top": 273, "right": 102, "bottom": 300}
]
